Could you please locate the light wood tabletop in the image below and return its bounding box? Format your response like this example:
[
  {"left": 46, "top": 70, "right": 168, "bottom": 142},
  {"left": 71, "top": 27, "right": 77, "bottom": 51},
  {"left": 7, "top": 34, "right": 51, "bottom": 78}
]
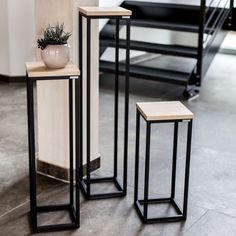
[
  {"left": 137, "top": 101, "right": 194, "bottom": 121},
  {"left": 25, "top": 62, "right": 80, "bottom": 78},
  {"left": 79, "top": 7, "right": 132, "bottom": 17}
]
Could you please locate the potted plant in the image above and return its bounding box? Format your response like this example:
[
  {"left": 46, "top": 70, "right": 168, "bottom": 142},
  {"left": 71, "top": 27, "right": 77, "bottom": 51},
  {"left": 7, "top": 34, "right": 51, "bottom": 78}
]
[{"left": 37, "top": 23, "right": 72, "bottom": 69}]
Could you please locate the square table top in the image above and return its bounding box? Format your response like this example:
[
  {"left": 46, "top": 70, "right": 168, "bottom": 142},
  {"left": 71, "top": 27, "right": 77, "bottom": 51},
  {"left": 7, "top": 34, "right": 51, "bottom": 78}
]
[
  {"left": 25, "top": 62, "right": 80, "bottom": 78},
  {"left": 137, "top": 101, "right": 194, "bottom": 121},
  {"left": 79, "top": 6, "right": 132, "bottom": 17}
]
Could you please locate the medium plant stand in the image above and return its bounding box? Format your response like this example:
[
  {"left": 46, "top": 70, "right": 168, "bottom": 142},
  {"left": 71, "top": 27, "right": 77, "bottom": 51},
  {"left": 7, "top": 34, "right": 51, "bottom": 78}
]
[{"left": 26, "top": 62, "right": 81, "bottom": 233}]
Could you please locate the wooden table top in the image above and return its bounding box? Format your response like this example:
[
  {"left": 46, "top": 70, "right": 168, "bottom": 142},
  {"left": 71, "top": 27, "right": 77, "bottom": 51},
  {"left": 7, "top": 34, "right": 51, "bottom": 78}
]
[
  {"left": 137, "top": 101, "right": 193, "bottom": 121},
  {"left": 79, "top": 7, "right": 132, "bottom": 17},
  {"left": 25, "top": 62, "right": 80, "bottom": 78}
]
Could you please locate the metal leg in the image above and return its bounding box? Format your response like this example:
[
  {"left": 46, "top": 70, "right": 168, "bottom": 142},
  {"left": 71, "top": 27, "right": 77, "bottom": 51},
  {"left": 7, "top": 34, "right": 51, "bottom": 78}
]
[
  {"left": 134, "top": 111, "right": 140, "bottom": 203},
  {"left": 171, "top": 122, "right": 178, "bottom": 199},
  {"left": 79, "top": 14, "right": 83, "bottom": 181},
  {"left": 86, "top": 17, "right": 91, "bottom": 197},
  {"left": 69, "top": 79, "right": 74, "bottom": 207},
  {"left": 76, "top": 14, "right": 83, "bottom": 225},
  {"left": 27, "top": 77, "right": 37, "bottom": 232},
  {"left": 114, "top": 18, "right": 120, "bottom": 179},
  {"left": 75, "top": 76, "right": 82, "bottom": 226},
  {"left": 183, "top": 120, "right": 193, "bottom": 219},
  {"left": 123, "top": 17, "right": 131, "bottom": 196},
  {"left": 143, "top": 122, "right": 151, "bottom": 220}
]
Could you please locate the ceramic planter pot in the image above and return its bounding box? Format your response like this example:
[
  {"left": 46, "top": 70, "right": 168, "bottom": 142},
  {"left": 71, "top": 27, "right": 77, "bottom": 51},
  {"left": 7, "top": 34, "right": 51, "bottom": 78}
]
[{"left": 41, "top": 44, "right": 70, "bottom": 69}]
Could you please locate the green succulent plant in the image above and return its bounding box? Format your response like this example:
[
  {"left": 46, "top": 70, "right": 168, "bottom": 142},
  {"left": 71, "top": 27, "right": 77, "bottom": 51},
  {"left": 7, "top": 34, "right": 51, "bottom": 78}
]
[{"left": 37, "top": 23, "right": 72, "bottom": 50}]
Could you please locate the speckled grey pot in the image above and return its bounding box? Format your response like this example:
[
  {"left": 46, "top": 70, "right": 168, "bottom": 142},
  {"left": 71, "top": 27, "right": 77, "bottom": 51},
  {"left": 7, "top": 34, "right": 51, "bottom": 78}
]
[{"left": 41, "top": 44, "right": 70, "bottom": 69}]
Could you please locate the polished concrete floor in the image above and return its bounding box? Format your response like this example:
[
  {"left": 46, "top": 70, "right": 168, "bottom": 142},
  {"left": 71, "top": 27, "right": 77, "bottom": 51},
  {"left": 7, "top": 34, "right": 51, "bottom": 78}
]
[{"left": 0, "top": 52, "right": 236, "bottom": 235}]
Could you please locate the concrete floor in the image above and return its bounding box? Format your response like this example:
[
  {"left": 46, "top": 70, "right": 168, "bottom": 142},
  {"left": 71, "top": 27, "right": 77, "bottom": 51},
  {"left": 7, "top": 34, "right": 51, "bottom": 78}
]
[{"left": 0, "top": 52, "right": 236, "bottom": 235}]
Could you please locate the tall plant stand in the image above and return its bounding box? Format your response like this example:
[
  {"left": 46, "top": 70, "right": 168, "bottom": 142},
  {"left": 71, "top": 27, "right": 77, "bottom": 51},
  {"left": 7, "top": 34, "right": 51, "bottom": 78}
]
[{"left": 79, "top": 7, "right": 132, "bottom": 200}]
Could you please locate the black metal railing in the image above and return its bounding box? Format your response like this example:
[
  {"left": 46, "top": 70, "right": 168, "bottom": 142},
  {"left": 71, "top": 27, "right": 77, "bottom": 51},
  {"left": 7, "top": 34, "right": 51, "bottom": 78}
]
[
  {"left": 205, "top": 0, "right": 230, "bottom": 47},
  {"left": 100, "top": 0, "right": 235, "bottom": 97},
  {"left": 196, "top": 0, "right": 234, "bottom": 85}
]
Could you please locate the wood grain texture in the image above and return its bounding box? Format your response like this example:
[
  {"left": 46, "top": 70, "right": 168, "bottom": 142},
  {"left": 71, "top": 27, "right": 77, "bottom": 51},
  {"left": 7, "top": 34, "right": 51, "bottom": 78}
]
[
  {"left": 137, "top": 101, "right": 194, "bottom": 121},
  {"left": 26, "top": 61, "right": 80, "bottom": 78},
  {"left": 35, "top": 0, "right": 100, "bottom": 170},
  {"left": 79, "top": 6, "right": 132, "bottom": 16},
  {"left": 35, "top": 0, "right": 73, "bottom": 169}
]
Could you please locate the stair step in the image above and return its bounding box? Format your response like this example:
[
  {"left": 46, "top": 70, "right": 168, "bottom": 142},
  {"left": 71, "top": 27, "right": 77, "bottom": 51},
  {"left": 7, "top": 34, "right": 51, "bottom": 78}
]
[
  {"left": 117, "top": 1, "right": 214, "bottom": 33},
  {"left": 100, "top": 38, "right": 198, "bottom": 58},
  {"left": 100, "top": 60, "right": 191, "bottom": 86},
  {"left": 121, "top": 1, "right": 201, "bottom": 32},
  {"left": 109, "top": 19, "right": 202, "bottom": 33},
  {"left": 101, "top": 20, "right": 211, "bottom": 40}
]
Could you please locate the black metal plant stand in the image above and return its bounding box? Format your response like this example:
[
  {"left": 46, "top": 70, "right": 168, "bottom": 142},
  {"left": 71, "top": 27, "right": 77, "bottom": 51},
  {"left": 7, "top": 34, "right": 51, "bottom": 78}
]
[
  {"left": 134, "top": 102, "right": 193, "bottom": 223},
  {"left": 26, "top": 63, "right": 81, "bottom": 233},
  {"left": 79, "top": 7, "right": 131, "bottom": 200}
]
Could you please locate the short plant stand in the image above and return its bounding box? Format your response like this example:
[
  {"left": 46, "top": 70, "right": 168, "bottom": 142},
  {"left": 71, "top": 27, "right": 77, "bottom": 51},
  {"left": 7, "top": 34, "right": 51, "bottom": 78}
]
[{"left": 134, "top": 101, "right": 193, "bottom": 223}]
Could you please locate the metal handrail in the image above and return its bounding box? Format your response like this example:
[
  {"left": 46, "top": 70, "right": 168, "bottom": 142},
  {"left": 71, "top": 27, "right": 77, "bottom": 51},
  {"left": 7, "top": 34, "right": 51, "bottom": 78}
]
[
  {"left": 204, "top": 0, "right": 230, "bottom": 43},
  {"left": 204, "top": 7, "right": 230, "bottom": 54},
  {"left": 205, "top": 0, "right": 225, "bottom": 28},
  {"left": 196, "top": 0, "right": 233, "bottom": 85}
]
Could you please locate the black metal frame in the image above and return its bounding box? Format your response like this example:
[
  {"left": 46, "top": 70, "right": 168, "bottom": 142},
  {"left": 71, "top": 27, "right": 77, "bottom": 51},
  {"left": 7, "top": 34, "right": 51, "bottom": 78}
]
[
  {"left": 195, "top": 0, "right": 233, "bottom": 85},
  {"left": 79, "top": 12, "right": 130, "bottom": 200},
  {"left": 26, "top": 74, "right": 82, "bottom": 233},
  {"left": 184, "top": 0, "right": 233, "bottom": 98},
  {"left": 230, "top": 7, "right": 236, "bottom": 30},
  {"left": 134, "top": 109, "right": 193, "bottom": 223}
]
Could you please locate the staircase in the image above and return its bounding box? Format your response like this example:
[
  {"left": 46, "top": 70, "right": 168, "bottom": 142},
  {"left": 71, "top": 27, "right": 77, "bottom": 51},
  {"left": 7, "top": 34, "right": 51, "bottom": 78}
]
[{"left": 99, "top": 0, "right": 235, "bottom": 99}]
